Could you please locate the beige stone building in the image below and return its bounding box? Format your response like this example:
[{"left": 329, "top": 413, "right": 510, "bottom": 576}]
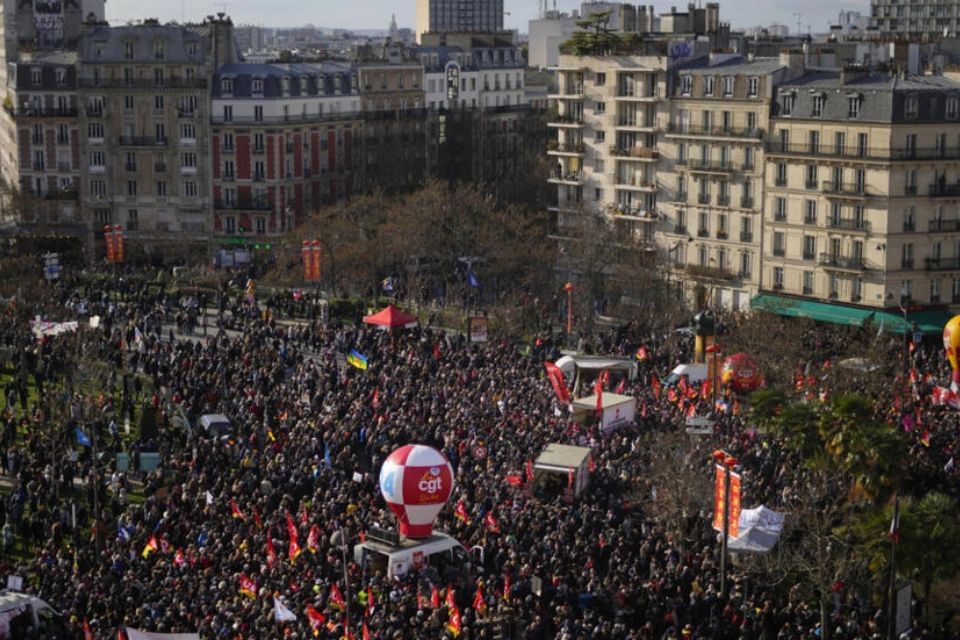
[
  {"left": 76, "top": 17, "right": 236, "bottom": 256},
  {"left": 547, "top": 54, "right": 669, "bottom": 254},
  {"left": 659, "top": 53, "right": 804, "bottom": 311},
  {"left": 762, "top": 71, "right": 960, "bottom": 312}
]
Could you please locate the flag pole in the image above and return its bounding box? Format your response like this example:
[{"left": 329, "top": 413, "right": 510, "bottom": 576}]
[
  {"left": 339, "top": 523, "right": 351, "bottom": 634},
  {"left": 887, "top": 494, "right": 899, "bottom": 640}
]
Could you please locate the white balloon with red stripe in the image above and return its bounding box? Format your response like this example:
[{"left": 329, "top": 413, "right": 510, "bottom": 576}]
[{"left": 378, "top": 444, "right": 455, "bottom": 538}]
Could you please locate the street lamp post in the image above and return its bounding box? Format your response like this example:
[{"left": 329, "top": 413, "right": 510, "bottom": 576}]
[{"left": 564, "top": 282, "right": 574, "bottom": 345}]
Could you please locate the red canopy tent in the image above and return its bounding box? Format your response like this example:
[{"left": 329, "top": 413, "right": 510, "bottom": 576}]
[{"left": 362, "top": 304, "right": 419, "bottom": 329}]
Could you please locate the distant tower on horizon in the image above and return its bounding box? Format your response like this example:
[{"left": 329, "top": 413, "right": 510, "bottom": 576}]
[
  {"left": 415, "top": 0, "right": 505, "bottom": 43},
  {"left": 389, "top": 13, "right": 399, "bottom": 39}
]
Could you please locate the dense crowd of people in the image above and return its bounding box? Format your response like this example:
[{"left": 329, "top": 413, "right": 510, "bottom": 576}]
[{"left": 0, "top": 273, "right": 956, "bottom": 640}]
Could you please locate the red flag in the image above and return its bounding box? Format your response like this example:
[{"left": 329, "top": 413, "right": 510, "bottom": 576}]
[
  {"left": 366, "top": 584, "right": 375, "bottom": 617},
  {"left": 502, "top": 574, "right": 511, "bottom": 601},
  {"left": 651, "top": 374, "right": 661, "bottom": 399},
  {"left": 329, "top": 583, "right": 346, "bottom": 610},
  {"left": 305, "top": 605, "right": 326, "bottom": 635},
  {"left": 118, "top": 628, "right": 127, "bottom": 640},
  {"left": 615, "top": 378, "right": 626, "bottom": 394},
  {"left": 252, "top": 507, "right": 262, "bottom": 529},
  {"left": 362, "top": 621, "right": 372, "bottom": 640},
  {"left": 484, "top": 511, "right": 500, "bottom": 534},
  {"left": 505, "top": 474, "right": 523, "bottom": 486},
  {"left": 568, "top": 467, "right": 575, "bottom": 488},
  {"left": 446, "top": 605, "right": 462, "bottom": 637},
  {"left": 173, "top": 548, "right": 186, "bottom": 567},
  {"left": 299, "top": 504, "right": 310, "bottom": 527},
  {"left": 266, "top": 532, "right": 277, "bottom": 565},
  {"left": 433, "top": 343, "right": 443, "bottom": 360},
  {"left": 472, "top": 586, "right": 488, "bottom": 617},
  {"left": 636, "top": 345, "right": 649, "bottom": 361},
  {"left": 595, "top": 370, "right": 609, "bottom": 412},
  {"left": 307, "top": 524, "right": 321, "bottom": 553},
  {"left": 667, "top": 387, "right": 678, "bottom": 404},
  {"left": 544, "top": 362, "right": 571, "bottom": 404},
  {"left": 286, "top": 513, "right": 299, "bottom": 543},
  {"left": 230, "top": 499, "right": 245, "bottom": 520},
  {"left": 587, "top": 455, "right": 596, "bottom": 473},
  {"left": 239, "top": 574, "right": 257, "bottom": 599},
  {"left": 524, "top": 460, "right": 534, "bottom": 482},
  {"left": 700, "top": 378, "right": 711, "bottom": 399},
  {"left": 445, "top": 586, "right": 457, "bottom": 609},
  {"left": 141, "top": 534, "right": 159, "bottom": 558},
  {"left": 372, "top": 388, "right": 380, "bottom": 408},
  {"left": 431, "top": 585, "right": 441, "bottom": 608},
  {"left": 453, "top": 499, "right": 469, "bottom": 523},
  {"left": 288, "top": 537, "right": 302, "bottom": 562},
  {"left": 83, "top": 619, "right": 94, "bottom": 640}
]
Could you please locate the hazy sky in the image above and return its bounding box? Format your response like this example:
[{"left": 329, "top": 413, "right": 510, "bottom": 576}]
[{"left": 107, "top": 0, "right": 872, "bottom": 34}]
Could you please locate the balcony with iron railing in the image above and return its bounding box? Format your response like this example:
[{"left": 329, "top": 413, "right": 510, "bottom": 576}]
[
  {"left": 214, "top": 195, "right": 272, "bottom": 211},
  {"left": 822, "top": 181, "right": 869, "bottom": 198},
  {"left": 818, "top": 253, "right": 865, "bottom": 270},
  {"left": 697, "top": 228, "right": 710, "bottom": 238},
  {"left": 119, "top": 136, "right": 167, "bottom": 147},
  {"left": 717, "top": 194, "right": 730, "bottom": 206},
  {"left": 926, "top": 257, "right": 960, "bottom": 271},
  {"left": 614, "top": 175, "right": 657, "bottom": 190},
  {"left": 608, "top": 146, "right": 659, "bottom": 160},
  {"left": 548, "top": 170, "right": 583, "bottom": 185},
  {"left": 79, "top": 78, "right": 208, "bottom": 89},
  {"left": 929, "top": 183, "right": 960, "bottom": 198},
  {"left": 930, "top": 219, "right": 960, "bottom": 232},
  {"left": 697, "top": 193, "right": 711, "bottom": 205},
  {"left": 740, "top": 197, "right": 755, "bottom": 209},
  {"left": 615, "top": 118, "right": 657, "bottom": 130},
  {"left": 547, "top": 141, "right": 585, "bottom": 154},
  {"left": 740, "top": 231, "right": 753, "bottom": 242},
  {"left": 685, "top": 263, "right": 735, "bottom": 280},
  {"left": 764, "top": 141, "right": 960, "bottom": 162},
  {"left": 666, "top": 123, "right": 763, "bottom": 139},
  {"left": 827, "top": 217, "right": 870, "bottom": 232},
  {"left": 548, "top": 112, "right": 584, "bottom": 126},
  {"left": 611, "top": 206, "right": 658, "bottom": 221},
  {"left": 686, "top": 159, "right": 738, "bottom": 174},
  {"left": 6, "top": 106, "right": 78, "bottom": 118}
]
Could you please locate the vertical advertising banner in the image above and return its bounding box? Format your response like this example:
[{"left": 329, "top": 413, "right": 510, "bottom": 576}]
[
  {"left": 728, "top": 471, "right": 742, "bottom": 538},
  {"left": 34, "top": 0, "right": 65, "bottom": 50},
  {"left": 712, "top": 464, "right": 725, "bottom": 531}
]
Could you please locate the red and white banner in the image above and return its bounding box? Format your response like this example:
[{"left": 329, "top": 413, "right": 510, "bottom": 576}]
[{"left": 544, "top": 362, "right": 571, "bottom": 404}]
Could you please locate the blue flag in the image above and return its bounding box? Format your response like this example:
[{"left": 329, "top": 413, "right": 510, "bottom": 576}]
[
  {"left": 467, "top": 270, "right": 480, "bottom": 288},
  {"left": 75, "top": 426, "right": 91, "bottom": 447},
  {"left": 346, "top": 349, "right": 368, "bottom": 371},
  {"left": 324, "top": 445, "right": 332, "bottom": 469}
]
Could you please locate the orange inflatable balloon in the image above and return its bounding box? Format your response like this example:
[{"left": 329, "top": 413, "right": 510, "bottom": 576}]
[{"left": 944, "top": 315, "right": 960, "bottom": 387}]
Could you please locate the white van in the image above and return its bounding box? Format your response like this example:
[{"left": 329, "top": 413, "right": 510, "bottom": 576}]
[
  {"left": 666, "top": 363, "right": 709, "bottom": 386},
  {"left": 199, "top": 413, "right": 231, "bottom": 437},
  {"left": 0, "top": 591, "right": 67, "bottom": 639},
  {"left": 354, "top": 531, "right": 471, "bottom": 579}
]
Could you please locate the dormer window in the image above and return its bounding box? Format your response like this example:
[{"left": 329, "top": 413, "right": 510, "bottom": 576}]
[
  {"left": 848, "top": 95, "right": 862, "bottom": 118},
  {"left": 680, "top": 75, "right": 692, "bottom": 95},
  {"left": 335, "top": 75, "right": 342, "bottom": 94},
  {"left": 221, "top": 78, "right": 233, "bottom": 94},
  {"left": 31, "top": 67, "right": 41, "bottom": 85},
  {"left": 317, "top": 76, "right": 325, "bottom": 93},
  {"left": 55, "top": 67, "right": 66, "bottom": 85},
  {"left": 703, "top": 76, "right": 714, "bottom": 96},
  {"left": 187, "top": 42, "right": 198, "bottom": 57},
  {"left": 153, "top": 40, "right": 165, "bottom": 60},
  {"left": 780, "top": 91, "right": 795, "bottom": 116},
  {"left": 948, "top": 96, "right": 959, "bottom": 120},
  {"left": 905, "top": 94, "right": 918, "bottom": 119},
  {"left": 812, "top": 94, "right": 825, "bottom": 117},
  {"left": 124, "top": 41, "right": 134, "bottom": 60},
  {"left": 281, "top": 76, "right": 291, "bottom": 94},
  {"left": 300, "top": 76, "right": 309, "bottom": 92},
  {"left": 252, "top": 78, "right": 263, "bottom": 94}
]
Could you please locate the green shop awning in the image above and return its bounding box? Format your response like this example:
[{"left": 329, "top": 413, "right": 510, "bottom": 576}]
[
  {"left": 751, "top": 294, "right": 954, "bottom": 334},
  {"left": 870, "top": 308, "right": 955, "bottom": 334},
  {"left": 751, "top": 294, "right": 876, "bottom": 327}
]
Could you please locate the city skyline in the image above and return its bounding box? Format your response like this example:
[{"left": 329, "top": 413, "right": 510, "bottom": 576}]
[{"left": 108, "top": 0, "right": 870, "bottom": 35}]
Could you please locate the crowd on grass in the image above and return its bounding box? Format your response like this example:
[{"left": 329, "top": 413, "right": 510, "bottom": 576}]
[{"left": 0, "top": 274, "right": 956, "bottom": 639}]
